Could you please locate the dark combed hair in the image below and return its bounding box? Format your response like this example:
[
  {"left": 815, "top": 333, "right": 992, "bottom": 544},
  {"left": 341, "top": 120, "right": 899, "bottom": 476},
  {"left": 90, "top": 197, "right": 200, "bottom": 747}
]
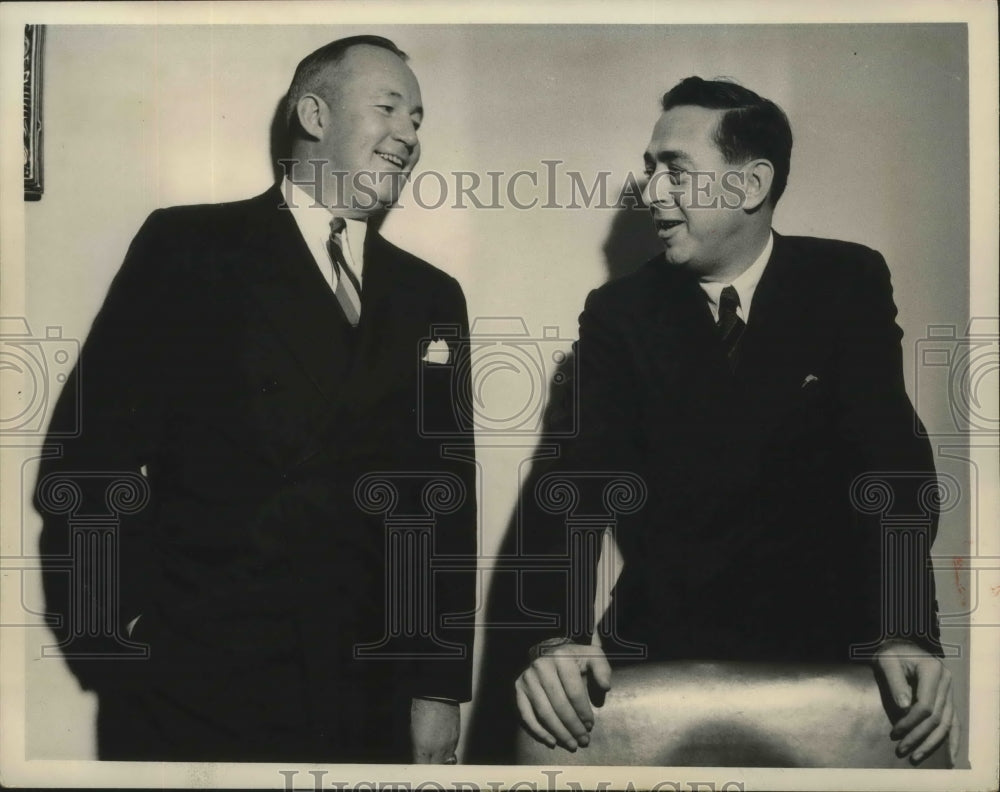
[
  {"left": 284, "top": 35, "right": 408, "bottom": 133},
  {"left": 661, "top": 76, "right": 793, "bottom": 205}
]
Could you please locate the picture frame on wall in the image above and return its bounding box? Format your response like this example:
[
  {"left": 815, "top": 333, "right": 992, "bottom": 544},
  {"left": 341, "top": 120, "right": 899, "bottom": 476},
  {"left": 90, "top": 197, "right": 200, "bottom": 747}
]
[{"left": 24, "top": 24, "right": 43, "bottom": 201}]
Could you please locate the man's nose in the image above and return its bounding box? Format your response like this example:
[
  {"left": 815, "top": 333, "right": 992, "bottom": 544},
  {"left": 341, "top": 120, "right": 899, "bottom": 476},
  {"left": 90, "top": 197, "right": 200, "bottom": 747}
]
[
  {"left": 394, "top": 117, "right": 418, "bottom": 151},
  {"left": 642, "top": 171, "right": 676, "bottom": 209}
]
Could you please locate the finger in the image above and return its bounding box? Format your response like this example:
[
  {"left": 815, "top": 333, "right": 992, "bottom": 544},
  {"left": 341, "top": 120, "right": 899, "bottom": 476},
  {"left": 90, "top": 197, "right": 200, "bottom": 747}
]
[
  {"left": 948, "top": 711, "right": 961, "bottom": 767},
  {"left": 416, "top": 752, "right": 452, "bottom": 765},
  {"left": 532, "top": 657, "right": 590, "bottom": 743},
  {"left": 897, "top": 666, "right": 949, "bottom": 755},
  {"left": 411, "top": 738, "right": 455, "bottom": 764},
  {"left": 515, "top": 677, "right": 556, "bottom": 748},
  {"left": 411, "top": 741, "right": 436, "bottom": 764},
  {"left": 876, "top": 654, "right": 912, "bottom": 711},
  {"left": 522, "top": 666, "right": 579, "bottom": 750},
  {"left": 585, "top": 648, "right": 613, "bottom": 691},
  {"left": 910, "top": 690, "right": 954, "bottom": 765},
  {"left": 891, "top": 660, "right": 943, "bottom": 740},
  {"left": 553, "top": 653, "right": 595, "bottom": 729}
]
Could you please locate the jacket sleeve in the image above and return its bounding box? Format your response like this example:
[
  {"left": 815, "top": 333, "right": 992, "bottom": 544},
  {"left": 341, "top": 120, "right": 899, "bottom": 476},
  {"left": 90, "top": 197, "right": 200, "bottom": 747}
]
[
  {"left": 406, "top": 273, "right": 479, "bottom": 702},
  {"left": 517, "top": 286, "right": 647, "bottom": 654},
  {"left": 834, "top": 248, "right": 943, "bottom": 657},
  {"left": 35, "top": 211, "right": 174, "bottom": 691}
]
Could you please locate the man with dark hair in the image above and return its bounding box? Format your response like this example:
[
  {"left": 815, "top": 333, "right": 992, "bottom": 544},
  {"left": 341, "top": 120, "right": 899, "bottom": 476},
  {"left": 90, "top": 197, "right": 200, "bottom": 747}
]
[
  {"left": 659, "top": 76, "right": 793, "bottom": 204},
  {"left": 37, "top": 36, "right": 476, "bottom": 763},
  {"left": 515, "top": 76, "right": 957, "bottom": 765},
  {"left": 283, "top": 35, "right": 409, "bottom": 131}
]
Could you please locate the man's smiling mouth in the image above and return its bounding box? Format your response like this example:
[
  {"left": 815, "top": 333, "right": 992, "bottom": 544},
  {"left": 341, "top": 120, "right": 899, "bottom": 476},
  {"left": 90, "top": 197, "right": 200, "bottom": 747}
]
[{"left": 376, "top": 151, "right": 405, "bottom": 168}]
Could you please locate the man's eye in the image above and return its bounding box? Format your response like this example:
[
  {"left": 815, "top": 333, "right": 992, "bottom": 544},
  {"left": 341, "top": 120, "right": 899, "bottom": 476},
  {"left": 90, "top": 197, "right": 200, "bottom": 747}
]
[
  {"left": 667, "top": 170, "right": 686, "bottom": 185},
  {"left": 375, "top": 105, "right": 394, "bottom": 113}
]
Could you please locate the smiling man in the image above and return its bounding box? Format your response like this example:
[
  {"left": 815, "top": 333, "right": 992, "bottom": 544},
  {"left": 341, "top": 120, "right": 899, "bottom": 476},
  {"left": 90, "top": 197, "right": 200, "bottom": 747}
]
[
  {"left": 515, "top": 77, "right": 957, "bottom": 766},
  {"left": 37, "top": 36, "right": 476, "bottom": 763}
]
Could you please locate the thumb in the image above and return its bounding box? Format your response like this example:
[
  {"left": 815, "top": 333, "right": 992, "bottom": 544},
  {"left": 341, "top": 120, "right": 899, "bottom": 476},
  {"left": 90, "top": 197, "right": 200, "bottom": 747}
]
[
  {"left": 585, "top": 648, "right": 613, "bottom": 691},
  {"left": 878, "top": 654, "right": 912, "bottom": 709}
]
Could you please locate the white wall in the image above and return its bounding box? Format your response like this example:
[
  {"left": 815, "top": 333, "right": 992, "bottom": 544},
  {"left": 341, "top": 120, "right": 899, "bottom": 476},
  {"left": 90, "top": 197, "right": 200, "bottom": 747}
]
[{"left": 21, "top": 23, "right": 972, "bottom": 761}]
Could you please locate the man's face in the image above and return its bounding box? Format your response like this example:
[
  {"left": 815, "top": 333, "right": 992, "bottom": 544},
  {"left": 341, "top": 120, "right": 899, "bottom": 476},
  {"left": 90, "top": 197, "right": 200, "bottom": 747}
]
[
  {"left": 315, "top": 45, "right": 423, "bottom": 216},
  {"left": 642, "top": 105, "right": 751, "bottom": 278}
]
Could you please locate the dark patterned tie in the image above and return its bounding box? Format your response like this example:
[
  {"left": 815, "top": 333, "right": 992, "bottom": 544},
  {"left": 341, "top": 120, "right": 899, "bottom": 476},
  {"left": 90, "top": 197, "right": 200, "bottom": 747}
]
[
  {"left": 327, "top": 218, "right": 362, "bottom": 327},
  {"left": 717, "top": 285, "right": 745, "bottom": 371}
]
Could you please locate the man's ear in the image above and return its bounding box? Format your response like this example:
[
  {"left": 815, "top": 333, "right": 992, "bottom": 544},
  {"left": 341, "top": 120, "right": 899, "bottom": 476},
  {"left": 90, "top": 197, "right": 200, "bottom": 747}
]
[
  {"left": 295, "top": 93, "right": 326, "bottom": 140},
  {"left": 742, "top": 159, "right": 775, "bottom": 212}
]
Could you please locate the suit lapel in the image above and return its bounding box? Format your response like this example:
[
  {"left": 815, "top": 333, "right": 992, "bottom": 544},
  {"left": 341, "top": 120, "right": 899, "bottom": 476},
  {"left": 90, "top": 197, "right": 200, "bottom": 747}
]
[
  {"left": 350, "top": 229, "right": 400, "bottom": 374},
  {"left": 649, "top": 262, "right": 731, "bottom": 391},
  {"left": 636, "top": 263, "right": 745, "bottom": 521},
  {"left": 238, "top": 198, "right": 430, "bottom": 448},
  {"left": 737, "top": 231, "right": 802, "bottom": 383},
  {"left": 340, "top": 230, "right": 425, "bottom": 410},
  {"left": 236, "top": 186, "right": 353, "bottom": 406},
  {"left": 729, "top": 231, "right": 831, "bottom": 467}
]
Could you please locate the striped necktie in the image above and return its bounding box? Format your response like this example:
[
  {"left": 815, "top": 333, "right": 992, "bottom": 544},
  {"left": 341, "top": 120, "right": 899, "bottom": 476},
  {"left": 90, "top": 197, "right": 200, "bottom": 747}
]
[
  {"left": 716, "top": 285, "right": 745, "bottom": 371},
  {"left": 327, "top": 218, "right": 362, "bottom": 327}
]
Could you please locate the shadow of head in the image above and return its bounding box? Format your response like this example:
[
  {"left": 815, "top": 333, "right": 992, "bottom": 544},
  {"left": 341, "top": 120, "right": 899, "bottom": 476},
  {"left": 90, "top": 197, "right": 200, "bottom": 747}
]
[
  {"left": 601, "top": 203, "right": 661, "bottom": 282},
  {"left": 269, "top": 94, "right": 292, "bottom": 186}
]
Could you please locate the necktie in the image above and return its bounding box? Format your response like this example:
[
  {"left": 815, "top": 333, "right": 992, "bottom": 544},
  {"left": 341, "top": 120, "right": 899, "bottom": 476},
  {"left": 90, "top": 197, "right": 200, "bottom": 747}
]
[
  {"left": 327, "top": 218, "right": 362, "bottom": 327},
  {"left": 716, "top": 285, "right": 745, "bottom": 371}
]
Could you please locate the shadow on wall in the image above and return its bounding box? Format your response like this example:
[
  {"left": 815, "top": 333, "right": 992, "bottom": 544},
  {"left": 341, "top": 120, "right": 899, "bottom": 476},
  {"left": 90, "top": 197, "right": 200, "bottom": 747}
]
[
  {"left": 270, "top": 96, "right": 291, "bottom": 186},
  {"left": 465, "top": 204, "right": 660, "bottom": 764},
  {"left": 602, "top": 201, "right": 662, "bottom": 282}
]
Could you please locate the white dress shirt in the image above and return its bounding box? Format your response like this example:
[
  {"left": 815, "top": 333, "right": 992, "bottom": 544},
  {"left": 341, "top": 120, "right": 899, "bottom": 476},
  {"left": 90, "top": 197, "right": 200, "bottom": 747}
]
[
  {"left": 283, "top": 178, "right": 367, "bottom": 291},
  {"left": 699, "top": 231, "right": 774, "bottom": 324}
]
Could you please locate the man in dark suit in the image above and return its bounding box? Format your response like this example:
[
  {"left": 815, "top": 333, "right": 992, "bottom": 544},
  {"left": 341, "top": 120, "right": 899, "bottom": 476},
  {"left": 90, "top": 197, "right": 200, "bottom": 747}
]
[
  {"left": 514, "top": 77, "right": 957, "bottom": 765},
  {"left": 36, "top": 36, "right": 475, "bottom": 763}
]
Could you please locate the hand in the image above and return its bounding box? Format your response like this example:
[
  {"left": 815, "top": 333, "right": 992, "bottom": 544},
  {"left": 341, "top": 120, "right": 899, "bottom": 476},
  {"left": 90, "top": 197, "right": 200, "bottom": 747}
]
[
  {"left": 410, "top": 698, "right": 460, "bottom": 764},
  {"left": 873, "top": 639, "right": 959, "bottom": 766},
  {"left": 515, "top": 638, "right": 612, "bottom": 751}
]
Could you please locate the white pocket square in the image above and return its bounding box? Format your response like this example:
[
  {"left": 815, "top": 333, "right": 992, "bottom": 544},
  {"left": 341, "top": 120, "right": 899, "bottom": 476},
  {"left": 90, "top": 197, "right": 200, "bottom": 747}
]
[
  {"left": 801, "top": 374, "right": 820, "bottom": 388},
  {"left": 422, "top": 339, "right": 451, "bottom": 365}
]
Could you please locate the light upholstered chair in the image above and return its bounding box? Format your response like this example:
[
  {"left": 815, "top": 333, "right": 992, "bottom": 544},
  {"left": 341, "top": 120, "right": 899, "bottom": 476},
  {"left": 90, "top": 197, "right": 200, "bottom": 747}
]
[
  {"left": 516, "top": 530, "right": 950, "bottom": 767},
  {"left": 515, "top": 660, "right": 950, "bottom": 767}
]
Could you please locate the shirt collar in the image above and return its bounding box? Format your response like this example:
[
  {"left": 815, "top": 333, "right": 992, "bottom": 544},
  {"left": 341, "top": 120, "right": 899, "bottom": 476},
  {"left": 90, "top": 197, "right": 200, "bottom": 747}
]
[
  {"left": 283, "top": 178, "right": 368, "bottom": 279},
  {"left": 698, "top": 231, "right": 774, "bottom": 323}
]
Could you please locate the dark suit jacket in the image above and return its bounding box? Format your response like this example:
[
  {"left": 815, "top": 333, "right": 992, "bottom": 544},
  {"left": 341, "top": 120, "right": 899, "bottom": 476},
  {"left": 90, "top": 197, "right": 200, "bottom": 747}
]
[
  {"left": 36, "top": 185, "right": 477, "bottom": 760},
  {"left": 522, "top": 232, "right": 941, "bottom": 664}
]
